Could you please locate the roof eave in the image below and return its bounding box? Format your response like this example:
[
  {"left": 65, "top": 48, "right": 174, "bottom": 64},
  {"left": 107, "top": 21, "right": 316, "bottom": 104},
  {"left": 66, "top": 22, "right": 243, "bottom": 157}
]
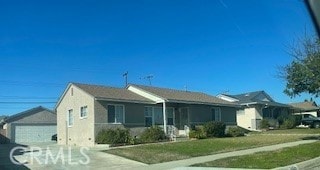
[{"left": 95, "top": 97, "right": 156, "bottom": 104}]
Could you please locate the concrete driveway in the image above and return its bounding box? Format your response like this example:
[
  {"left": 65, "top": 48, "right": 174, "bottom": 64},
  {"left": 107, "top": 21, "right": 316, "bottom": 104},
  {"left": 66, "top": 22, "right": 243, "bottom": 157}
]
[{"left": 0, "top": 143, "right": 146, "bottom": 170}]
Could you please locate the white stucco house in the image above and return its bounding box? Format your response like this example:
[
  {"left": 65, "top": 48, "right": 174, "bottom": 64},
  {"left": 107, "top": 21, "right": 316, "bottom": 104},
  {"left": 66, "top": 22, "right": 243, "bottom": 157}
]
[{"left": 217, "top": 91, "right": 292, "bottom": 130}]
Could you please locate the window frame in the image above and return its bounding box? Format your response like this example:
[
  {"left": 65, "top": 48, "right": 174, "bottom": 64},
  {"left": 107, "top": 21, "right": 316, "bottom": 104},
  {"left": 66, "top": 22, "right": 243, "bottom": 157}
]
[
  {"left": 107, "top": 104, "right": 125, "bottom": 124},
  {"left": 80, "top": 106, "right": 88, "bottom": 119},
  {"left": 144, "top": 106, "right": 175, "bottom": 127},
  {"left": 211, "top": 107, "right": 221, "bottom": 121},
  {"left": 68, "top": 109, "right": 74, "bottom": 127}
]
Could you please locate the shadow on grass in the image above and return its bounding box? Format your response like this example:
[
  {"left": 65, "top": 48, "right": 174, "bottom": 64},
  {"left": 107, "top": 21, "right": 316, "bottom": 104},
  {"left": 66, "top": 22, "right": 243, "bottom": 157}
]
[
  {"left": 0, "top": 143, "right": 30, "bottom": 170},
  {"left": 302, "top": 136, "right": 320, "bottom": 140}
]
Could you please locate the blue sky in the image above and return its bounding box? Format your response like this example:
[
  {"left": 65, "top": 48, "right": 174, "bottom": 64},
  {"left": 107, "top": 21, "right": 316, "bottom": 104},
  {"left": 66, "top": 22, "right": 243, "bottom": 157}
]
[{"left": 0, "top": 0, "right": 318, "bottom": 115}]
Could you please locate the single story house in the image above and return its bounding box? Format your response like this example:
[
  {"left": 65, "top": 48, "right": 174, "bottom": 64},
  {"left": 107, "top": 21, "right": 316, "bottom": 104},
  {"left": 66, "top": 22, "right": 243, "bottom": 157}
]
[
  {"left": 289, "top": 101, "right": 320, "bottom": 117},
  {"left": 217, "top": 91, "right": 292, "bottom": 130},
  {"left": 2, "top": 106, "right": 57, "bottom": 144},
  {"left": 56, "top": 83, "right": 240, "bottom": 146}
]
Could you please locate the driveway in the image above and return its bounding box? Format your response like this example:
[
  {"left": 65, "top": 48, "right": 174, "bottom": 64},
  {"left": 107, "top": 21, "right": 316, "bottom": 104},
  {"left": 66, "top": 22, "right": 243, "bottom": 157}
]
[{"left": 0, "top": 143, "right": 146, "bottom": 170}]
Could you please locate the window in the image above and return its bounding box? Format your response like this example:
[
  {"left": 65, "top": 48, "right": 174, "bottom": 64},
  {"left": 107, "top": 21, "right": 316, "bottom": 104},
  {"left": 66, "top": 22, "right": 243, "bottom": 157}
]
[
  {"left": 108, "top": 105, "right": 124, "bottom": 123},
  {"left": 154, "top": 107, "right": 163, "bottom": 125},
  {"left": 68, "top": 109, "right": 74, "bottom": 127},
  {"left": 212, "top": 107, "right": 221, "bottom": 121},
  {"left": 144, "top": 106, "right": 174, "bottom": 126},
  {"left": 167, "top": 108, "right": 174, "bottom": 125},
  {"left": 144, "top": 107, "right": 153, "bottom": 127},
  {"left": 80, "top": 106, "right": 88, "bottom": 118}
]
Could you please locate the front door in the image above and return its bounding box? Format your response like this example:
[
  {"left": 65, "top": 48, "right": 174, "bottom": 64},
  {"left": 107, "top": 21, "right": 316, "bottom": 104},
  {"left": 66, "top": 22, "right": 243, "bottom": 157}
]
[{"left": 180, "top": 108, "right": 189, "bottom": 130}]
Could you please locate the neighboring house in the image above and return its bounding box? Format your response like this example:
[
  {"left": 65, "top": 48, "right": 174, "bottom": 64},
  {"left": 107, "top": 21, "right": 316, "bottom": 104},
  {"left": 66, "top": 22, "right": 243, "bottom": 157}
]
[
  {"left": 56, "top": 83, "right": 239, "bottom": 146},
  {"left": 0, "top": 116, "right": 7, "bottom": 129},
  {"left": 289, "top": 101, "right": 320, "bottom": 117},
  {"left": 217, "top": 91, "right": 291, "bottom": 130},
  {"left": 2, "top": 106, "right": 57, "bottom": 144}
]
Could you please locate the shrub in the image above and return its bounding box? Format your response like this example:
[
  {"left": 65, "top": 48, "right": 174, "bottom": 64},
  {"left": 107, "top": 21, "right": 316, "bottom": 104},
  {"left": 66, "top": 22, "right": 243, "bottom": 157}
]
[
  {"left": 189, "top": 126, "right": 206, "bottom": 139},
  {"left": 227, "top": 126, "right": 245, "bottom": 137},
  {"left": 203, "top": 121, "right": 226, "bottom": 138},
  {"left": 281, "top": 116, "right": 298, "bottom": 129},
  {"left": 140, "top": 126, "right": 167, "bottom": 143},
  {"left": 96, "top": 128, "right": 131, "bottom": 145},
  {"left": 260, "top": 119, "right": 269, "bottom": 129}
]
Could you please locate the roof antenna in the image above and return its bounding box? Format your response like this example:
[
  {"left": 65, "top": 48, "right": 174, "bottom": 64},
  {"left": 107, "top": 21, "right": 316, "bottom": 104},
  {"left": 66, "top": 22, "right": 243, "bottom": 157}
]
[
  {"left": 184, "top": 85, "right": 188, "bottom": 92},
  {"left": 143, "top": 74, "right": 153, "bottom": 86},
  {"left": 123, "top": 71, "right": 128, "bottom": 87}
]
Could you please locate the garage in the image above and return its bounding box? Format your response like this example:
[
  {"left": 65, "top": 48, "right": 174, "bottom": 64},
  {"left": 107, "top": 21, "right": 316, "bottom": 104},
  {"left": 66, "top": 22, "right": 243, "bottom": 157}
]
[
  {"left": 2, "top": 106, "right": 57, "bottom": 144},
  {"left": 14, "top": 125, "right": 56, "bottom": 143}
]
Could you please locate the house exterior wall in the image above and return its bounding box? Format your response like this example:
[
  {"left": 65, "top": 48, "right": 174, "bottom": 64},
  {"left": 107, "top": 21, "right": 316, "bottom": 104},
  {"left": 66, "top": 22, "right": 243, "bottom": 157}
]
[
  {"left": 189, "top": 105, "right": 237, "bottom": 125},
  {"left": 293, "top": 111, "right": 318, "bottom": 117},
  {"left": 94, "top": 101, "right": 152, "bottom": 138},
  {"left": 56, "top": 85, "right": 95, "bottom": 146},
  {"left": 237, "top": 107, "right": 260, "bottom": 130}
]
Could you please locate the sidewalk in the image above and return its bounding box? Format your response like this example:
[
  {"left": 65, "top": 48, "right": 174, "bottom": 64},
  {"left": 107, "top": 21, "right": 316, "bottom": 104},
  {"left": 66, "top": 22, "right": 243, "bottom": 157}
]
[{"left": 133, "top": 140, "right": 318, "bottom": 170}]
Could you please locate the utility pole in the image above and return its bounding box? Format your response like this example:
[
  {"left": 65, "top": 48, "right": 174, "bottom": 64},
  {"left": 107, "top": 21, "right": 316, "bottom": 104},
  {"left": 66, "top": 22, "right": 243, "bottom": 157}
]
[{"left": 123, "top": 71, "right": 128, "bottom": 87}]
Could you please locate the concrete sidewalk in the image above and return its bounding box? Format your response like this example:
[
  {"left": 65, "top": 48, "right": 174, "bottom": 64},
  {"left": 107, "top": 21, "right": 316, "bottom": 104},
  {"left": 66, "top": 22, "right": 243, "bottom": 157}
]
[{"left": 134, "top": 140, "right": 318, "bottom": 170}]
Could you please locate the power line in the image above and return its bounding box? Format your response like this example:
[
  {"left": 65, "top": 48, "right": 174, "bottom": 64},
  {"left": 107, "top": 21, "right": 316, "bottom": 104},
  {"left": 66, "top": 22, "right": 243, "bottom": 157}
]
[
  {"left": 0, "top": 102, "right": 56, "bottom": 104},
  {"left": 0, "top": 95, "right": 58, "bottom": 99}
]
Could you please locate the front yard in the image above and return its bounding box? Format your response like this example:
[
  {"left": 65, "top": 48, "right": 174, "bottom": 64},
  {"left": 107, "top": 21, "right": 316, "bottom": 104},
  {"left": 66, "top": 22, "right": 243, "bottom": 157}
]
[
  {"left": 105, "top": 133, "right": 316, "bottom": 164},
  {"left": 193, "top": 141, "right": 320, "bottom": 169}
]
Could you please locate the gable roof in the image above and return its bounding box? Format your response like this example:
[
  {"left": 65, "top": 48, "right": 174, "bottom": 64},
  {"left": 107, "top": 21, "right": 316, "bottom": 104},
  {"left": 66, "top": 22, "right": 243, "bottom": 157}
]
[
  {"left": 222, "top": 91, "right": 290, "bottom": 107},
  {"left": 5, "top": 106, "right": 55, "bottom": 123},
  {"left": 72, "top": 83, "right": 154, "bottom": 103},
  {"left": 289, "top": 101, "right": 319, "bottom": 111},
  {"left": 129, "top": 84, "right": 239, "bottom": 107}
]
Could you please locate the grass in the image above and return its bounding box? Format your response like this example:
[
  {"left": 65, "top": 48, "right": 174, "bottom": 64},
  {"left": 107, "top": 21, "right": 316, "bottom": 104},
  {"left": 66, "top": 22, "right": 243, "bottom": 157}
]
[
  {"left": 105, "top": 134, "right": 314, "bottom": 164},
  {"left": 193, "top": 142, "right": 320, "bottom": 169}
]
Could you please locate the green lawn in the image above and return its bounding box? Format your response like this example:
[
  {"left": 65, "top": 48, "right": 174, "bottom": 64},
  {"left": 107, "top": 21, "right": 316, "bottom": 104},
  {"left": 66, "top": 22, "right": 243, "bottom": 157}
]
[
  {"left": 105, "top": 134, "right": 314, "bottom": 164},
  {"left": 193, "top": 142, "right": 320, "bottom": 169}
]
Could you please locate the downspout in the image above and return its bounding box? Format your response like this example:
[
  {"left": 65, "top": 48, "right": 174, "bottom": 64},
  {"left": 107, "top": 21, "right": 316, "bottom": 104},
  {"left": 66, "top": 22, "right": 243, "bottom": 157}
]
[{"left": 163, "top": 102, "right": 167, "bottom": 134}]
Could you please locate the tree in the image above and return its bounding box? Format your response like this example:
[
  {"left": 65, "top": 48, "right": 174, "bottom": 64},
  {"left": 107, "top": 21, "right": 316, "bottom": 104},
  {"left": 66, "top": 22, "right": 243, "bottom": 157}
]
[{"left": 281, "top": 37, "right": 320, "bottom": 97}]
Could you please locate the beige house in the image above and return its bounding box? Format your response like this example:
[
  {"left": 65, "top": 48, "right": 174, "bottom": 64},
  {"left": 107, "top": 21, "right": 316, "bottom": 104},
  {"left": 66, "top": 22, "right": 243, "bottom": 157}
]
[
  {"left": 289, "top": 101, "right": 320, "bottom": 117},
  {"left": 56, "top": 83, "right": 239, "bottom": 146},
  {"left": 217, "top": 91, "right": 291, "bottom": 130}
]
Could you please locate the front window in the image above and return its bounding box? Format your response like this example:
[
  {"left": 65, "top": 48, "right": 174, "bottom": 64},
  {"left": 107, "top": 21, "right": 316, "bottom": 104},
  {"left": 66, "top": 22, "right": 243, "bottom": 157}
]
[
  {"left": 68, "top": 109, "right": 74, "bottom": 127},
  {"left": 154, "top": 107, "right": 163, "bottom": 125},
  {"left": 212, "top": 107, "right": 221, "bottom": 121},
  {"left": 144, "top": 106, "right": 174, "bottom": 127},
  {"left": 108, "top": 105, "right": 124, "bottom": 123},
  {"left": 167, "top": 108, "right": 174, "bottom": 125},
  {"left": 80, "top": 106, "right": 88, "bottom": 118},
  {"left": 144, "top": 107, "right": 153, "bottom": 127}
]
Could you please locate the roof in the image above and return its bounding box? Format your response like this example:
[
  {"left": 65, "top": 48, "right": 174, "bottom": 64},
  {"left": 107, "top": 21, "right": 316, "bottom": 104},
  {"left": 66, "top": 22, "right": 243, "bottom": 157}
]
[
  {"left": 73, "top": 83, "right": 154, "bottom": 103},
  {"left": 5, "top": 106, "right": 55, "bottom": 123},
  {"left": 289, "top": 101, "right": 319, "bottom": 111},
  {"left": 223, "top": 91, "right": 290, "bottom": 107},
  {"left": 130, "top": 84, "right": 239, "bottom": 107}
]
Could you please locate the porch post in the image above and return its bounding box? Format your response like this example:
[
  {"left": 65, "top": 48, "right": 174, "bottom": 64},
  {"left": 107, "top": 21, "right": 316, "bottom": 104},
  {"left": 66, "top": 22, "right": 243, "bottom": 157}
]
[{"left": 163, "top": 102, "right": 167, "bottom": 134}]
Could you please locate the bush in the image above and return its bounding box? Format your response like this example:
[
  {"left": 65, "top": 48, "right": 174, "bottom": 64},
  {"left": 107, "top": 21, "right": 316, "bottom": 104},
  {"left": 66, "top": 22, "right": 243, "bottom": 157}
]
[
  {"left": 203, "top": 121, "right": 226, "bottom": 138},
  {"left": 140, "top": 126, "right": 167, "bottom": 143},
  {"left": 260, "top": 119, "right": 269, "bottom": 129},
  {"left": 189, "top": 127, "right": 206, "bottom": 139},
  {"left": 227, "top": 126, "right": 245, "bottom": 137},
  {"left": 96, "top": 128, "right": 131, "bottom": 145},
  {"left": 281, "top": 116, "right": 298, "bottom": 129}
]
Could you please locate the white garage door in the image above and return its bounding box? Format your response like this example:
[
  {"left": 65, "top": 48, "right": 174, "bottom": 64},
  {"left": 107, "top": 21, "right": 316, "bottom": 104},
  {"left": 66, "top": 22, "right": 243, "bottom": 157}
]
[{"left": 14, "top": 125, "right": 56, "bottom": 143}]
